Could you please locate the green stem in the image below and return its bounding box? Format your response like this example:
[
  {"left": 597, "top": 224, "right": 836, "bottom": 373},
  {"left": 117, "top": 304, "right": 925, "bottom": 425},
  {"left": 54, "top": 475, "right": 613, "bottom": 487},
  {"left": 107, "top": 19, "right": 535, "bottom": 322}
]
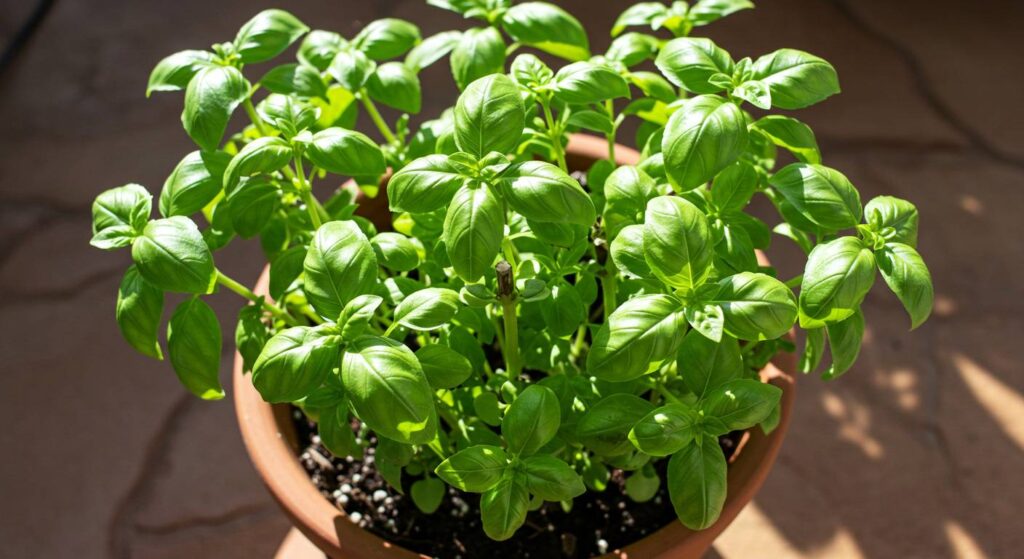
[
  {"left": 784, "top": 274, "right": 803, "bottom": 289},
  {"left": 293, "top": 157, "right": 323, "bottom": 229},
  {"left": 604, "top": 100, "right": 617, "bottom": 163},
  {"left": 500, "top": 296, "right": 521, "bottom": 376},
  {"left": 657, "top": 385, "right": 682, "bottom": 405},
  {"left": 540, "top": 96, "right": 568, "bottom": 172},
  {"left": 359, "top": 90, "right": 397, "bottom": 144},
  {"left": 243, "top": 98, "right": 270, "bottom": 137},
  {"left": 216, "top": 270, "right": 299, "bottom": 326},
  {"left": 601, "top": 259, "right": 619, "bottom": 321}
]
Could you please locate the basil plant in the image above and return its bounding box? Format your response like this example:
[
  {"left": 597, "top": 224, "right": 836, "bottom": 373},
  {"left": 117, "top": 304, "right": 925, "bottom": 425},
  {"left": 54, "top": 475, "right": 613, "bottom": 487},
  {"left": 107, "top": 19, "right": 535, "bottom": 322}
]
[{"left": 90, "top": 0, "right": 933, "bottom": 542}]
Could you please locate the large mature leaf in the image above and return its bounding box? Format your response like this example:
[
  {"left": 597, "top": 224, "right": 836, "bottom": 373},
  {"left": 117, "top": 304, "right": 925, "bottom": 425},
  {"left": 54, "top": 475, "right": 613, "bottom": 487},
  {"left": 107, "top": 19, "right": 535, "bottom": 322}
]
[
  {"left": 502, "top": 385, "right": 561, "bottom": 456},
  {"left": 303, "top": 221, "right": 377, "bottom": 320},
  {"left": 116, "top": 266, "right": 164, "bottom": 360},
  {"left": 131, "top": 217, "right": 216, "bottom": 294},
  {"left": 454, "top": 74, "right": 525, "bottom": 157},
  {"left": 662, "top": 95, "right": 747, "bottom": 192},
  {"left": 587, "top": 294, "right": 687, "bottom": 382},
  {"left": 643, "top": 196, "right": 713, "bottom": 292},
  {"left": 388, "top": 154, "right": 466, "bottom": 213},
  {"left": 711, "top": 272, "right": 798, "bottom": 341},
  {"left": 450, "top": 27, "right": 506, "bottom": 91},
  {"left": 752, "top": 48, "right": 839, "bottom": 110},
  {"left": 494, "top": 161, "right": 595, "bottom": 225},
  {"left": 480, "top": 476, "right": 529, "bottom": 541},
  {"left": 678, "top": 330, "right": 743, "bottom": 400},
  {"left": 443, "top": 184, "right": 504, "bottom": 282},
  {"left": 769, "top": 163, "right": 861, "bottom": 231},
  {"left": 629, "top": 403, "right": 699, "bottom": 457},
  {"left": 252, "top": 326, "right": 339, "bottom": 402},
  {"left": 501, "top": 2, "right": 590, "bottom": 61},
  {"left": 667, "top": 436, "right": 727, "bottom": 530},
  {"left": 353, "top": 18, "right": 421, "bottom": 60},
  {"left": 799, "top": 237, "right": 876, "bottom": 328},
  {"left": 435, "top": 445, "right": 508, "bottom": 492},
  {"left": 181, "top": 66, "right": 249, "bottom": 151},
  {"left": 305, "top": 128, "right": 386, "bottom": 177},
  {"left": 655, "top": 38, "right": 733, "bottom": 94},
  {"left": 233, "top": 9, "right": 309, "bottom": 63},
  {"left": 167, "top": 298, "right": 223, "bottom": 400}
]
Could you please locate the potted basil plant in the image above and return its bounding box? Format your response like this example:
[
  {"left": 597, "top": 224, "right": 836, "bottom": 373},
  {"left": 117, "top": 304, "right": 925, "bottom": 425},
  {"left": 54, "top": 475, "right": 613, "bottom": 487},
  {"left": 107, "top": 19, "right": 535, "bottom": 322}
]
[{"left": 90, "top": 0, "right": 934, "bottom": 557}]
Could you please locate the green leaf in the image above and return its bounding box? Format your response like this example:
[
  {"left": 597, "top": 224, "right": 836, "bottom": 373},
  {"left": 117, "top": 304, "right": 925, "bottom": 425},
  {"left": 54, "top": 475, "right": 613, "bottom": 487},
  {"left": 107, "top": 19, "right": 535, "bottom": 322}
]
[
  {"left": 625, "top": 465, "right": 661, "bottom": 502},
  {"left": 223, "top": 137, "right": 293, "bottom": 193},
  {"left": 116, "top": 266, "right": 164, "bottom": 360},
  {"left": 551, "top": 61, "right": 630, "bottom": 105},
  {"left": 225, "top": 178, "right": 280, "bottom": 238},
  {"left": 298, "top": 30, "right": 344, "bottom": 71},
  {"left": 577, "top": 394, "right": 655, "bottom": 456},
  {"left": 566, "top": 109, "right": 614, "bottom": 134},
  {"left": 502, "top": 385, "right": 560, "bottom": 456},
  {"left": 480, "top": 476, "right": 529, "bottom": 541},
  {"left": 376, "top": 438, "right": 412, "bottom": 491},
  {"left": 702, "top": 378, "right": 782, "bottom": 432},
  {"left": 733, "top": 79, "right": 771, "bottom": 109},
  {"left": 667, "top": 436, "right": 727, "bottom": 530},
  {"left": 366, "top": 62, "right": 422, "bottom": 114},
  {"left": 689, "top": 0, "right": 754, "bottom": 26},
  {"left": 822, "top": 308, "right": 865, "bottom": 380},
  {"left": 511, "top": 53, "right": 553, "bottom": 88},
  {"left": 337, "top": 294, "right": 384, "bottom": 342},
  {"left": 604, "top": 165, "right": 657, "bottom": 237},
  {"left": 876, "top": 243, "right": 933, "bottom": 329},
  {"left": 167, "top": 298, "right": 223, "bottom": 400},
  {"left": 269, "top": 245, "right": 306, "bottom": 301},
  {"left": 256, "top": 93, "right": 318, "bottom": 133},
  {"left": 630, "top": 403, "right": 700, "bottom": 457},
  {"left": 318, "top": 405, "right": 362, "bottom": 458},
  {"left": 610, "top": 224, "right": 652, "bottom": 278},
  {"left": 662, "top": 95, "right": 748, "bottom": 192},
  {"left": 417, "top": 344, "right": 473, "bottom": 389},
  {"left": 540, "top": 280, "right": 585, "bottom": 337},
  {"left": 450, "top": 27, "right": 506, "bottom": 91},
  {"left": 235, "top": 303, "right": 268, "bottom": 373},
  {"left": 713, "top": 223, "right": 758, "bottom": 276},
  {"left": 752, "top": 115, "right": 821, "bottom": 164},
  {"left": 495, "top": 161, "right": 595, "bottom": 225},
  {"left": 92, "top": 183, "right": 152, "bottom": 235},
  {"left": 342, "top": 335, "right": 437, "bottom": 445},
  {"left": 90, "top": 226, "right": 135, "bottom": 250},
  {"left": 353, "top": 18, "right": 421, "bottom": 61},
  {"left": 327, "top": 47, "right": 376, "bottom": 91},
  {"left": 799, "top": 327, "right": 826, "bottom": 374},
  {"left": 799, "top": 237, "right": 876, "bottom": 328},
  {"left": 370, "top": 232, "right": 421, "bottom": 272},
  {"left": 628, "top": 70, "right": 677, "bottom": 103},
  {"left": 752, "top": 48, "right": 840, "bottom": 110},
  {"left": 233, "top": 9, "right": 309, "bottom": 64},
  {"left": 865, "top": 196, "right": 919, "bottom": 247},
  {"left": 303, "top": 220, "right": 378, "bottom": 320},
  {"left": 643, "top": 196, "right": 713, "bottom": 292},
  {"left": 710, "top": 161, "right": 757, "bottom": 214},
  {"left": 611, "top": 3, "right": 668, "bottom": 37},
  {"left": 405, "top": 30, "right": 461, "bottom": 72},
  {"left": 678, "top": 330, "right": 743, "bottom": 399},
  {"left": 305, "top": 128, "right": 386, "bottom": 177},
  {"left": 388, "top": 155, "right": 466, "bottom": 213},
  {"left": 608, "top": 33, "right": 660, "bottom": 67},
  {"left": 454, "top": 73, "right": 524, "bottom": 157},
  {"left": 131, "top": 217, "right": 215, "bottom": 294},
  {"left": 181, "top": 66, "right": 249, "bottom": 152},
  {"left": 711, "top": 272, "right": 798, "bottom": 341},
  {"left": 770, "top": 163, "right": 862, "bottom": 231},
  {"left": 443, "top": 184, "right": 504, "bottom": 282},
  {"left": 252, "top": 326, "right": 339, "bottom": 403},
  {"left": 501, "top": 2, "right": 590, "bottom": 61},
  {"left": 436, "top": 445, "right": 508, "bottom": 492},
  {"left": 393, "top": 288, "right": 460, "bottom": 331},
  {"left": 259, "top": 63, "right": 327, "bottom": 99},
  {"left": 521, "top": 455, "right": 586, "bottom": 501},
  {"left": 655, "top": 38, "right": 733, "bottom": 94},
  {"left": 160, "top": 151, "right": 231, "bottom": 217},
  {"left": 410, "top": 477, "right": 446, "bottom": 514},
  {"left": 587, "top": 294, "right": 687, "bottom": 382},
  {"left": 146, "top": 50, "right": 216, "bottom": 96}
]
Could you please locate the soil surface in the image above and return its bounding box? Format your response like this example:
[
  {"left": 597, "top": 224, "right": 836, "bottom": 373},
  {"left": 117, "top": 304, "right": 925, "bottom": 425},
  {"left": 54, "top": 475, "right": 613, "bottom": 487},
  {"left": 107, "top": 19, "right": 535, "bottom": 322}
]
[{"left": 293, "top": 408, "right": 745, "bottom": 558}]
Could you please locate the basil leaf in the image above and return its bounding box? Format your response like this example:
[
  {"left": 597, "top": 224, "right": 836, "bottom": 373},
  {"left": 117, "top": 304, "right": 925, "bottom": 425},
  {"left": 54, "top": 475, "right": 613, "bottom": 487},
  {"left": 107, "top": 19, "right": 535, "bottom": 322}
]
[
  {"left": 181, "top": 66, "right": 249, "bottom": 152},
  {"left": 752, "top": 48, "right": 840, "bottom": 110},
  {"left": 146, "top": 50, "right": 216, "bottom": 96},
  {"left": 865, "top": 196, "right": 919, "bottom": 247},
  {"left": 610, "top": 224, "right": 652, "bottom": 279},
  {"left": 90, "top": 226, "right": 135, "bottom": 250},
  {"left": 223, "top": 137, "right": 293, "bottom": 193},
  {"left": 269, "top": 245, "right": 306, "bottom": 301},
  {"left": 587, "top": 294, "right": 688, "bottom": 382},
  {"left": 711, "top": 272, "right": 797, "bottom": 341},
  {"left": 298, "top": 30, "right": 344, "bottom": 71},
  {"left": 770, "top": 163, "right": 862, "bottom": 231},
  {"left": 225, "top": 177, "right": 280, "bottom": 238},
  {"left": 410, "top": 478, "right": 446, "bottom": 514},
  {"left": 342, "top": 335, "right": 438, "bottom": 445},
  {"left": 678, "top": 330, "right": 743, "bottom": 399},
  {"left": 160, "top": 151, "right": 231, "bottom": 217},
  {"left": 405, "top": 30, "right": 461, "bottom": 72},
  {"left": 371, "top": 232, "right": 421, "bottom": 272},
  {"left": 131, "top": 217, "right": 216, "bottom": 294},
  {"left": 319, "top": 405, "right": 362, "bottom": 458},
  {"left": 495, "top": 161, "right": 595, "bottom": 225},
  {"left": 259, "top": 63, "right": 327, "bottom": 99},
  {"left": 876, "top": 243, "right": 933, "bottom": 329},
  {"left": 629, "top": 70, "right": 677, "bottom": 103},
  {"left": 710, "top": 161, "right": 757, "bottom": 213},
  {"left": 702, "top": 378, "right": 782, "bottom": 431},
  {"left": 604, "top": 165, "right": 658, "bottom": 237},
  {"left": 655, "top": 38, "right": 734, "bottom": 94},
  {"left": 733, "top": 79, "right": 771, "bottom": 109},
  {"left": 236, "top": 303, "right": 268, "bottom": 373},
  {"left": 502, "top": 385, "right": 560, "bottom": 456},
  {"left": 799, "top": 327, "right": 826, "bottom": 374},
  {"left": 625, "top": 464, "right": 661, "bottom": 502},
  {"left": 393, "top": 287, "right": 460, "bottom": 331},
  {"left": 667, "top": 436, "right": 727, "bottom": 530},
  {"left": 366, "top": 62, "right": 422, "bottom": 114},
  {"left": 608, "top": 33, "right": 660, "bottom": 67},
  {"left": 611, "top": 3, "right": 668, "bottom": 37},
  {"left": 510, "top": 53, "right": 553, "bottom": 88},
  {"left": 252, "top": 326, "right": 339, "bottom": 402},
  {"left": 167, "top": 298, "right": 223, "bottom": 400},
  {"left": 480, "top": 476, "right": 529, "bottom": 541},
  {"left": 685, "top": 300, "right": 727, "bottom": 345},
  {"left": 501, "top": 2, "right": 590, "bottom": 61},
  {"left": 303, "top": 220, "right": 378, "bottom": 320},
  {"left": 92, "top": 183, "right": 152, "bottom": 234},
  {"left": 714, "top": 223, "right": 758, "bottom": 276},
  {"left": 643, "top": 196, "right": 713, "bottom": 292},
  {"left": 327, "top": 47, "right": 376, "bottom": 91},
  {"left": 799, "top": 237, "right": 876, "bottom": 328},
  {"left": 576, "top": 394, "right": 655, "bottom": 457},
  {"left": 540, "top": 280, "right": 585, "bottom": 337},
  {"left": 306, "top": 128, "right": 386, "bottom": 177},
  {"left": 662, "top": 95, "right": 747, "bottom": 192},
  {"left": 353, "top": 18, "right": 421, "bottom": 61},
  {"left": 233, "top": 9, "right": 309, "bottom": 64},
  {"left": 551, "top": 61, "right": 630, "bottom": 105},
  {"left": 454, "top": 74, "right": 524, "bottom": 157},
  {"left": 689, "top": 0, "right": 754, "bottom": 26},
  {"left": 752, "top": 115, "right": 821, "bottom": 165},
  {"left": 629, "top": 404, "right": 700, "bottom": 457},
  {"left": 451, "top": 27, "right": 506, "bottom": 91},
  {"left": 566, "top": 110, "right": 614, "bottom": 134},
  {"left": 337, "top": 294, "right": 384, "bottom": 342},
  {"left": 521, "top": 455, "right": 585, "bottom": 501},
  {"left": 443, "top": 184, "right": 504, "bottom": 282},
  {"left": 257, "top": 93, "right": 318, "bottom": 133},
  {"left": 388, "top": 154, "right": 466, "bottom": 213},
  {"left": 116, "top": 266, "right": 164, "bottom": 360},
  {"left": 436, "top": 445, "right": 507, "bottom": 492},
  {"left": 417, "top": 344, "right": 473, "bottom": 389}
]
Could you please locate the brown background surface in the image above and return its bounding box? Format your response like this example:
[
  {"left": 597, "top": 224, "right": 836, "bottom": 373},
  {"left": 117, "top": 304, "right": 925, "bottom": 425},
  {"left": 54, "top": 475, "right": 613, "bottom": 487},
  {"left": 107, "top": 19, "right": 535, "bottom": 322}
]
[{"left": 1, "top": 0, "right": 1022, "bottom": 557}]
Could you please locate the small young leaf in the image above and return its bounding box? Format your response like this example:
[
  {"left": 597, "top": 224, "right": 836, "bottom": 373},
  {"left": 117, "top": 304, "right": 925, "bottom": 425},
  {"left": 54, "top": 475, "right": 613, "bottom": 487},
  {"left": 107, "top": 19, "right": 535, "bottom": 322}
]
[
  {"left": 318, "top": 405, "right": 362, "bottom": 458},
  {"left": 327, "top": 47, "right": 376, "bottom": 91},
  {"left": 610, "top": 224, "right": 653, "bottom": 278},
  {"left": 269, "top": 245, "right": 306, "bottom": 301},
  {"left": 576, "top": 394, "right": 655, "bottom": 457},
  {"left": 259, "top": 63, "right": 327, "bottom": 99},
  {"left": 337, "top": 294, "right": 384, "bottom": 341},
  {"left": 160, "top": 151, "right": 231, "bottom": 217},
  {"left": 822, "top": 308, "right": 865, "bottom": 380},
  {"left": 701, "top": 379, "right": 782, "bottom": 431},
  {"left": 876, "top": 243, "right": 933, "bottom": 329},
  {"left": 393, "top": 287, "right": 460, "bottom": 331},
  {"left": 443, "top": 184, "right": 504, "bottom": 282},
  {"left": 611, "top": 3, "right": 668, "bottom": 37},
  {"left": 521, "top": 455, "right": 586, "bottom": 501},
  {"left": 608, "top": 33, "right": 660, "bottom": 67},
  {"left": 752, "top": 115, "right": 821, "bottom": 165},
  {"left": 167, "top": 298, "right": 224, "bottom": 400},
  {"left": 865, "top": 196, "right": 919, "bottom": 247},
  {"left": 371, "top": 232, "right": 421, "bottom": 272},
  {"left": 752, "top": 48, "right": 840, "bottom": 110},
  {"left": 298, "top": 30, "right": 344, "bottom": 71},
  {"left": 655, "top": 38, "right": 734, "bottom": 94},
  {"left": 235, "top": 303, "right": 268, "bottom": 373},
  {"left": 540, "top": 280, "right": 585, "bottom": 337},
  {"left": 510, "top": 53, "right": 553, "bottom": 88},
  {"left": 625, "top": 464, "right": 660, "bottom": 502},
  {"left": 502, "top": 385, "right": 560, "bottom": 457},
  {"left": 799, "top": 327, "right": 826, "bottom": 374},
  {"left": 551, "top": 61, "right": 630, "bottom": 105},
  {"left": 405, "top": 30, "right": 461, "bottom": 72},
  {"left": 450, "top": 27, "right": 506, "bottom": 91},
  {"left": 146, "top": 50, "right": 216, "bottom": 96},
  {"left": 799, "top": 237, "right": 876, "bottom": 328},
  {"left": 93, "top": 183, "right": 152, "bottom": 234},
  {"left": 366, "top": 62, "right": 422, "bottom": 114},
  {"left": 629, "top": 403, "right": 700, "bottom": 457},
  {"left": 353, "top": 18, "right": 421, "bottom": 61},
  {"left": 116, "top": 266, "right": 164, "bottom": 360},
  {"left": 480, "top": 476, "right": 530, "bottom": 541},
  {"left": 436, "top": 445, "right": 508, "bottom": 492},
  {"left": 689, "top": 0, "right": 754, "bottom": 26},
  {"left": 181, "top": 66, "right": 249, "bottom": 152},
  {"left": 411, "top": 478, "right": 446, "bottom": 514},
  {"left": 223, "top": 137, "right": 293, "bottom": 193}
]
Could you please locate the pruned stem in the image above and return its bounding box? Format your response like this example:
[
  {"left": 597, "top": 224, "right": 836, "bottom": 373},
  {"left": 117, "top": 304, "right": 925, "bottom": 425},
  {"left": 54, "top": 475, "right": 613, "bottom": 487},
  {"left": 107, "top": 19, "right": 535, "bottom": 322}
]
[{"left": 496, "top": 260, "right": 521, "bottom": 376}]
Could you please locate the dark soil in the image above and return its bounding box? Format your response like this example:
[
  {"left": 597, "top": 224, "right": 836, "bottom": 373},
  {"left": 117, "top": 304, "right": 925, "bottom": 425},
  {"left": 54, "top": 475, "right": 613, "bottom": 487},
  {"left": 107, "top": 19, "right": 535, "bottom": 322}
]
[{"left": 293, "top": 409, "right": 746, "bottom": 558}]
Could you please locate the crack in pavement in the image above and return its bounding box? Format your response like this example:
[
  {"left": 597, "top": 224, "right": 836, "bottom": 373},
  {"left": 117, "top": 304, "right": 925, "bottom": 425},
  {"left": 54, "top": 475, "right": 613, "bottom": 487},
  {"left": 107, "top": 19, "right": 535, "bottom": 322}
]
[
  {"left": 132, "top": 502, "right": 278, "bottom": 537},
  {"left": 831, "top": 0, "right": 1024, "bottom": 170}
]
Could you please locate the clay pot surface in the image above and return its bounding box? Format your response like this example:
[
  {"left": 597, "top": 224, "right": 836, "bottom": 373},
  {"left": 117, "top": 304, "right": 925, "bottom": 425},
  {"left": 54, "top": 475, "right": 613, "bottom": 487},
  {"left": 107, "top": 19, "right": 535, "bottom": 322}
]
[{"left": 234, "top": 134, "right": 796, "bottom": 558}]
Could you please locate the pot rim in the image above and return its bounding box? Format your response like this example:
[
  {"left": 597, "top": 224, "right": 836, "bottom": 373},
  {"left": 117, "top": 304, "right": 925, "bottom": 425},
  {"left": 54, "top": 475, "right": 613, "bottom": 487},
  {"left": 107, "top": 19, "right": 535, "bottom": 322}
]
[{"left": 233, "top": 134, "right": 796, "bottom": 558}]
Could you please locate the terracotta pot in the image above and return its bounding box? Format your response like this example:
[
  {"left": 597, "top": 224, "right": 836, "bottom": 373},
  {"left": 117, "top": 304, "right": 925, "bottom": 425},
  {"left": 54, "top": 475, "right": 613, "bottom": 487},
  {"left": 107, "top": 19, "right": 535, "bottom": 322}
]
[{"left": 234, "top": 134, "right": 797, "bottom": 558}]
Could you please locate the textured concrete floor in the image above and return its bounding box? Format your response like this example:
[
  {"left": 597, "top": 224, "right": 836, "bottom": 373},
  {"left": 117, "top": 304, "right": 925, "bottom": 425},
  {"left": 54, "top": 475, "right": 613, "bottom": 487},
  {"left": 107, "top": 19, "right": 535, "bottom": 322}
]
[{"left": 0, "top": 0, "right": 1021, "bottom": 557}]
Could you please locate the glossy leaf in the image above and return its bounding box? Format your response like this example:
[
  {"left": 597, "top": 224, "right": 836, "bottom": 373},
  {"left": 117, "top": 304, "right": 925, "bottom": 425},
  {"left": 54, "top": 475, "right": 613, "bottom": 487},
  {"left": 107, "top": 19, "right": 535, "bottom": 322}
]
[
  {"left": 702, "top": 379, "right": 782, "bottom": 431},
  {"left": 92, "top": 183, "right": 151, "bottom": 234},
  {"left": 417, "top": 344, "right": 473, "bottom": 389},
  {"left": 223, "top": 137, "right": 293, "bottom": 192},
  {"left": 371, "top": 232, "right": 421, "bottom": 272},
  {"left": 502, "top": 385, "right": 560, "bottom": 456},
  {"left": 252, "top": 326, "right": 339, "bottom": 402},
  {"left": 436, "top": 445, "right": 507, "bottom": 492},
  {"left": 167, "top": 298, "right": 223, "bottom": 400},
  {"left": 235, "top": 303, "right": 268, "bottom": 373},
  {"left": 406, "top": 30, "right": 461, "bottom": 71},
  {"left": 443, "top": 184, "right": 504, "bottom": 282},
  {"left": 770, "top": 163, "right": 861, "bottom": 231},
  {"left": 662, "top": 95, "right": 748, "bottom": 192},
  {"left": 181, "top": 66, "right": 249, "bottom": 152},
  {"left": 494, "top": 161, "right": 595, "bottom": 226},
  {"left": 629, "top": 403, "right": 700, "bottom": 457},
  {"left": 576, "top": 394, "right": 655, "bottom": 456},
  {"left": 305, "top": 128, "right": 387, "bottom": 177},
  {"left": 131, "top": 217, "right": 216, "bottom": 294},
  {"left": 752, "top": 115, "right": 820, "bottom": 164},
  {"left": 865, "top": 196, "right": 919, "bottom": 247},
  {"left": 303, "top": 221, "right": 378, "bottom": 320},
  {"left": 799, "top": 237, "right": 876, "bottom": 328},
  {"left": 116, "top": 266, "right": 164, "bottom": 360},
  {"left": 327, "top": 47, "right": 375, "bottom": 91},
  {"left": 678, "top": 330, "right": 743, "bottom": 399},
  {"left": 480, "top": 476, "right": 529, "bottom": 541},
  {"left": 233, "top": 9, "right": 309, "bottom": 64},
  {"left": 450, "top": 27, "right": 506, "bottom": 91},
  {"left": 146, "top": 50, "right": 216, "bottom": 96},
  {"left": 521, "top": 455, "right": 585, "bottom": 501},
  {"left": 393, "top": 287, "right": 460, "bottom": 331},
  {"left": 587, "top": 294, "right": 688, "bottom": 382},
  {"left": 711, "top": 272, "right": 798, "bottom": 341},
  {"left": 160, "top": 151, "right": 231, "bottom": 217},
  {"left": 752, "top": 49, "right": 840, "bottom": 110},
  {"left": 366, "top": 62, "right": 422, "bottom": 114},
  {"left": 655, "top": 38, "right": 733, "bottom": 94},
  {"left": 551, "top": 61, "right": 630, "bottom": 105},
  {"left": 876, "top": 243, "right": 933, "bottom": 329},
  {"left": 501, "top": 2, "right": 590, "bottom": 61},
  {"left": 353, "top": 18, "right": 421, "bottom": 61},
  {"left": 337, "top": 294, "right": 384, "bottom": 342},
  {"left": 454, "top": 74, "right": 525, "bottom": 157},
  {"left": 643, "top": 196, "right": 713, "bottom": 292},
  {"left": 822, "top": 308, "right": 864, "bottom": 380},
  {"left": 611, "top": 224, "right": 652, "bottom": 278},
  {"left": 259, "top": 63, "right": 327, "bottom": 99},
  {"left": 667, "top": 436, "right": 727, "bottom": 530}
]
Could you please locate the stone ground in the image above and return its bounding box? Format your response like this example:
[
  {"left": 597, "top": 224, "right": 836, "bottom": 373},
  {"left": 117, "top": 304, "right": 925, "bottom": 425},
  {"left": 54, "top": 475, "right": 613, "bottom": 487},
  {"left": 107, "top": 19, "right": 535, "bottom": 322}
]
[{"left": 0, "top": 0, "right": 1021, "bottom": 557}]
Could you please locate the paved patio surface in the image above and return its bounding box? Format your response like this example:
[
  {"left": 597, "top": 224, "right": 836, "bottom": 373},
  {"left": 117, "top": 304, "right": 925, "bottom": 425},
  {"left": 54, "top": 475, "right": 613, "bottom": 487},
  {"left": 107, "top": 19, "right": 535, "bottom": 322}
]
[{"left": 0, "top": 0, "right": 1021, "bottom": 557}]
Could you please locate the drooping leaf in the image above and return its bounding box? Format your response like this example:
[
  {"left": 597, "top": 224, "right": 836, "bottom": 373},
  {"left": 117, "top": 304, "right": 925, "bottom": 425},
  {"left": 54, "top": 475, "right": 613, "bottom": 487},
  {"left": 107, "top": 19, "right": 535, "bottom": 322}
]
[{"left": 167, "top": 298, "right": 223, "bottom": 400}]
